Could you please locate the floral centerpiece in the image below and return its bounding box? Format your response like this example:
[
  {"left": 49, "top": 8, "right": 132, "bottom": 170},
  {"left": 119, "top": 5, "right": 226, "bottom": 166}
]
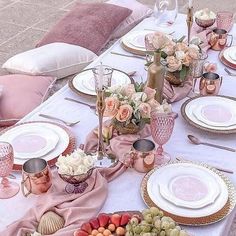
[
  {"left": 104, "top": 83, "right": 160, "bottom": 134},
  {"left": 145, "top": 32, "right": 201, "bottom": 86}
]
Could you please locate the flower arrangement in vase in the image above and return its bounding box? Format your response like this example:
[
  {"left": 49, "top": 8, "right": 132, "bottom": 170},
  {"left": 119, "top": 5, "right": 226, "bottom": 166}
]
[
  {"left": 104, "top": 83, "right": 160, "bottom": 134},
  {"left": 145, "top": 32, "right": 201, "bottom": 86}
]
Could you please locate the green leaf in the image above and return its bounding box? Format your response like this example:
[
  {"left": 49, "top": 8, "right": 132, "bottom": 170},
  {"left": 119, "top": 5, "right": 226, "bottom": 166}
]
[
  {"left": 177, "top": 36, "right": 186, "bottom": 43},
  {"left": 180, "top": 66, "right": 187, "bottom": 81}
]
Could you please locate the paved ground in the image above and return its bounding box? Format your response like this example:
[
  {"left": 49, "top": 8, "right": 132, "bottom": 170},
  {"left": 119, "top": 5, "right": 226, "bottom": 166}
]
[{"left": 0, "top": 1, "right": 236, "bottom": 234}]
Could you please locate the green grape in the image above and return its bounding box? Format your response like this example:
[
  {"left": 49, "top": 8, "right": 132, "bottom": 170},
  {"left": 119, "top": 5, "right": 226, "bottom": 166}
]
[
  {"left": 161, "top": 216, "right": 173, "bottom": 222},
  {"left": 126, "top": 224, "right": 133, "bottom": 231},
  {"left": 149, "top": 207, "right": 160, "bottom": 216},
  {"left": 169, "top": 222, "right": 176, "bottom": 229},
  {"left": 161, "top": 221, "right": 170, "bottom": 230},
  {"left": 165, "top": 229, "right": 172, "bottom": 236},
  {"left": 141, "top": 225, "right": 152, "bottom": 232},
  {"left": 142, "top": 209, "right": 151, "bottom": 217},
  {"left": 153, "top": 215, "right": 160, "bottom": 222},
  {"left": 175, "top": 226, "right": 181, "bottom": 231},
  {"left": 154, "top": 219, "right": 161, "bottom": 230},
  {"left": 159, "top": 211, "right": 164, "bottom": 217},
  {"left": 151, "top": 227, "right": 160, "bottom": 234},
  {"left": 170, "top": 228, "right": 180, "bottom": 236},
  {"left": 125, "top": 232, "right": 133, "bottom": 236},
  {"left": 134, "top": 226, "right": 142, "bottom": 234},
  {"left": 144, "top": 214, "right": 153, "bottom": 224},
  {"left": 160, "top": 231, "right": 166, "bottom": 236},
  {"left": 130, "top": 217, "right": 139, "bottom": 225},
  {"left": 179, "top": 230, "right": 189, "bottom": 236},
  {"left": 142, "top": 233, "right": 152, "bottom": 236}
]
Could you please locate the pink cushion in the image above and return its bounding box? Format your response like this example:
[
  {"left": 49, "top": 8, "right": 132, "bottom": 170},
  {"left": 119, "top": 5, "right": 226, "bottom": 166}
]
[
  {"left": 0, "top": 75, "right": 56, "bottom": 126},
  {"left": 107, "top": 0, "right": 153, "bottom": 39},
  {"left": 36, "top": 3, "right": 132, "bottom": 54}
]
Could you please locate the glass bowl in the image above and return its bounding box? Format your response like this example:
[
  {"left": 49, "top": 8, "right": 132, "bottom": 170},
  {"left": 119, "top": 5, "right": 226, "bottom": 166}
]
[{"left": 195, "top": 17, "right": 216, "bottom": 29}]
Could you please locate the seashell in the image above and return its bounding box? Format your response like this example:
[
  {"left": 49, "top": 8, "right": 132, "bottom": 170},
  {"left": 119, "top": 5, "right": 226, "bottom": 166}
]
[{"left": 37, "top": 211, "right": 65, "bottom": 235}]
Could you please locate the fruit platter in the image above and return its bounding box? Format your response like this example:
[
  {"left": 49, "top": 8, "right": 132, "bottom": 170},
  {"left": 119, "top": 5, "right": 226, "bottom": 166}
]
[{"left": 74, "top": 207, "right": 189, "bottom": 236}]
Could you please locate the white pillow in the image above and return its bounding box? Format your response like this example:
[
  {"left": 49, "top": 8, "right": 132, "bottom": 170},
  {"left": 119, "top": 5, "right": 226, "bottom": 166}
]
[
  {"left": 2, "top": 43, "right": 98, "bottom": 79},
  {"left": 107, "top": 0, "right": 153, "bottom": 39}
]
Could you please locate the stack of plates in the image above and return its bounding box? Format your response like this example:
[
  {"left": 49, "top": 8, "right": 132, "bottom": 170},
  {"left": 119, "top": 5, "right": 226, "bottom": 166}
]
[
  {"left": 141, "top": 161, "right": 236, "bottom": 225},
  {"left": 0, "top": 122, "right": 73, "bottom": 170},
  {"left": 181, "top": 96, "right": 236, "bottom": 133},
  {"left": 121, "top": 30, "right": 154, "bottom": 56},
  {"left": 219, "top": 46, "right": 236, "bottom": 69},
  {"left": 69, "top": 69, "right": 131, "bottom": 96}
]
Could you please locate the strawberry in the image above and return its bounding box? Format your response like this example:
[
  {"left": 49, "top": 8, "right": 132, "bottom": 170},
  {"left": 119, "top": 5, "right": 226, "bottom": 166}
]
[
  {"left": 89, "top": 218, "right": 100, "bottom": 229},
  {"left": 110, "top": 214, "right": 121, "bottom": 227},
  {"left": 81, "top": 222, "right": 92, "bottom": 234},
  {"left": 74, "top": 230, "right": 89, "bottom": 236},
  {"left": 120, "top": 213, "right": 131, "bottom": 226},
  {"left": 98, "top": 213, "right": 110, "bottom": 227}
]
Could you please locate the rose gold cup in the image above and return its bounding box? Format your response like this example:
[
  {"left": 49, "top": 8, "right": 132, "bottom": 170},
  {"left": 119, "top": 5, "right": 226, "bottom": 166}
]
[
  {"left": 126, "top": 139, "right": 155, "bottom": 173},
  {"left": 216, "top": 11, "right": 234, "bottom": 32},
  {"left": 209, "top": 28, "right": 233, "bottom": 51},
  {"left": 21, "top": 158, "right": 52, "bottom": 197},
  {"left": 199, "top": 72, "right": 222, "bottom": 96}
]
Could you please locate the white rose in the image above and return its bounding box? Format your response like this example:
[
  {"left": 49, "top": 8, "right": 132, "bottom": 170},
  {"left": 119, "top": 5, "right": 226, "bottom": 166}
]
[
  {"left": 175, "top": 51, "right": 186, "bottom": 61},
  {"left": 189, "top": 44, "right": 200, "bottom": 51},
  {"left": 131, "top": 92, "right": 148, "bottom": 103}
]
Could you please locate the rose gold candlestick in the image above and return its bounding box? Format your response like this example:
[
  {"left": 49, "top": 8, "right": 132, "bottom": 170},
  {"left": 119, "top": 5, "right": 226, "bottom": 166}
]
[{"left": 186, "top": 7, "right": 194, "bottom": 45}]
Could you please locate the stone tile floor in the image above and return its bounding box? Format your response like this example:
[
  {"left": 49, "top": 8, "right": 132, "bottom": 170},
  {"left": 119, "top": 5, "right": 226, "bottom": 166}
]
[{"left": 0, "top": 0, "right": 236, "bottom": 235}]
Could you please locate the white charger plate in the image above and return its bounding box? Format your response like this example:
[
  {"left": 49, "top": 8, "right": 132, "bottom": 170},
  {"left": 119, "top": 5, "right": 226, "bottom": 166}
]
[
  {"left": 147, "top": 162, "right": 228, "bottom": 218},
  {"left": 158, "top": 165, "right": 220, "bottom": 209},
  {"left": 0, "top": 123, "right": 70, "bottom": 166},
  {"left": 193, "top": 102, "right": 236, "bottom": 127},
  {"left": 223, "top": 47, "right": 236, "bottom": 65},
  {"left": 181, "top": 96, "right": 236, "bottom": 133},
  {"left": 70, "top": 69, "right": 131, "bottom": 96},
  {"left": 0, "top": 125, "right": 59, "bottom": 160}
]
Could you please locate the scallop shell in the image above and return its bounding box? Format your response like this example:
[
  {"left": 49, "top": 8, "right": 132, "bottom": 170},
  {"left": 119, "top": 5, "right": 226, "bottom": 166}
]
[{"left": 37, "top": 211, "right": 65, "bottom": 235}]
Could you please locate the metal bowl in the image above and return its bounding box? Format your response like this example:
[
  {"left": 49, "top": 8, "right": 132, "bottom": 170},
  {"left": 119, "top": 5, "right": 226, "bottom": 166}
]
[{"left": 195, "top": 17, "right": 216, "bottom": 28}]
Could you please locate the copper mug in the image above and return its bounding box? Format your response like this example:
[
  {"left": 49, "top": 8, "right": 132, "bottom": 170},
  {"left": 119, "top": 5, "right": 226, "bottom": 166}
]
[
  {"left": 127, "top": 139, "right": 155, "bottom": 173},
  {"left": 199, "top": 72, "right": 222, "bottom": 96},
  {"left": 21, "top": 158, "right": 52, "bottom": 197},
  {"left": 209, "top": 28, "right": 233, "bottom": 50}
]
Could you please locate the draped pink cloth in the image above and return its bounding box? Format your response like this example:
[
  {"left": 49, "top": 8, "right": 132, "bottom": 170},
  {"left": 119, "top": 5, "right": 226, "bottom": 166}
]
[{"left": 1, "top": 125, "right": 151, "bottom": 236}]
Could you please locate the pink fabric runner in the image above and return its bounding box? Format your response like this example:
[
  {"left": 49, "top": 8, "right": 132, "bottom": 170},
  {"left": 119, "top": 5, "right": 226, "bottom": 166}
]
[{"left": 1, "top": 125, "right": 150, "bottom": 236}]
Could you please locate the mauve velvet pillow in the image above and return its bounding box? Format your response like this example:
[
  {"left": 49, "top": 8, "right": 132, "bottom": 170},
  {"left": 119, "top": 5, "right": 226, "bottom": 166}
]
[
  {"left": 36, "top": 3, "right": 132, "bottom": 54},
  {"left": 0, "top": 75, "right": 56, "bottom": 126}
]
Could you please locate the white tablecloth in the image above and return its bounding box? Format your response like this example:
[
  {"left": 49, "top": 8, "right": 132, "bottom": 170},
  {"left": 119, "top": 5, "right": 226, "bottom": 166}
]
[{"left": 1, "top": 14, "right": 236, "bottom": 236}]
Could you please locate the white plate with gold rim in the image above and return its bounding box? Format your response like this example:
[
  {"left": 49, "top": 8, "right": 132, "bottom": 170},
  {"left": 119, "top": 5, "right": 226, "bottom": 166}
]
[
  {"left": 223, "top": 47, "right": 236, "bottom": 65},
  {"left": 147, "top": 162, "right": 228, "bottom": 218},
  {"left": 70, "top": 69, "right": 131, "bottom": 96}
]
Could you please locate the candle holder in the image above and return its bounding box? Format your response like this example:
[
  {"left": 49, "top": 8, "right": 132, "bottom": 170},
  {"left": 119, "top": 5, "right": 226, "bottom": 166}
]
[
  {"left": 186, "top": 6, "right": 194, "bottom": 45},
  {"left": 92, "top": 65, "right": 115, "bottom": 168}
]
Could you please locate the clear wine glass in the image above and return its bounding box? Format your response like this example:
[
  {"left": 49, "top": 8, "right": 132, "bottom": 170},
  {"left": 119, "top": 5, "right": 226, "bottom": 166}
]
[
  {"left": 0, "top": 142, "right": 19, "bottom": 199},
  {"left": 150, "top": 112, "right": 175, "bottom": 165},
  {"left": 153, "top": 0, "right": 178, "bottom": 26}
]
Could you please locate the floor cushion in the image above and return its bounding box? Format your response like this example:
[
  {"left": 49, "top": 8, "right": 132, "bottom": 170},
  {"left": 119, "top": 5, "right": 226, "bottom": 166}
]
[
  {"left": 36, "top": 3, "right": 132, "bottom": 54},
  {"left": 107, "top": 0, "right": 153, "bottom": 39},
  {"left": 2, "top": 43, "right": 97, "bottom": 79},
  {"left": 0, "top": 75, "right": 56, "bottom": 126}
]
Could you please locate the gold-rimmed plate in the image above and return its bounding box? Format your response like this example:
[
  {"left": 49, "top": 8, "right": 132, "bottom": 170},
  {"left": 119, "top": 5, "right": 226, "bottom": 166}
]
[
  {"left": 141, "top": 160, "right": 236, "bottom": 226},
  {"left": 219, "top": 48, "right": 236, "bottom": 70},
  {"left": 69, "top": 68, "right": 132, "bottom": 97},
  {"left": 181, "top": 95, "right": 236, "bottom": 134}
]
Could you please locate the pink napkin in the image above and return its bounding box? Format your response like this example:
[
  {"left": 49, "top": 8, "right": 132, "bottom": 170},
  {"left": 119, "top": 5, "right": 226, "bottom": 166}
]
[
  {"left": 163, "top": 77, "right": 192, "bottom": 103},
  {"left": 191, "top": 22, "right": 215, "bottom": 52}
]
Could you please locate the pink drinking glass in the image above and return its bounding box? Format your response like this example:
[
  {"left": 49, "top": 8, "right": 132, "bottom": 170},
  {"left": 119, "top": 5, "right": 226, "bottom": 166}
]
[
  {"left": 150, "top": 112, "right": 175, "bottom": 165},
  {"left": 0, "top": 142, "right": 19, "bottom": 199}
]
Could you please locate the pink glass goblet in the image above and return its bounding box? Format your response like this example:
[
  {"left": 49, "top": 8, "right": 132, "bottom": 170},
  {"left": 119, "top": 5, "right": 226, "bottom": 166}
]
[
  {"left": 150, "top": 112, "right": 175, "bottom": 165},
  {"left": 0, "top": 142, "right": 19, "bottom": 199}
]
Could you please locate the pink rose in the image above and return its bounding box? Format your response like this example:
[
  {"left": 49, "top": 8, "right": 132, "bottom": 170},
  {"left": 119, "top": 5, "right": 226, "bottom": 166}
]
[
  {"left": 187, "top": 47, "right": 199, "bottom": 60},
  {"left": 152, "top": 32, "right": 171, "bottom": 50},
  {"left": 176, "top": 42, "right": 188, "bottom": 52},
  {"left": 144, "top": 87, "right": 156, "bottom": 100},
  {"left": 204, "top": 63, "right": 217, "bottom": 73},
  {"left": 166, "top": 56, "right": 182, "bottom": 72},
  {"left": 115, "top": 104, "right": 133, "bottom": 122},
  {"left": 148, "top": 99, "right": 160, "bottom": 110},
  {"left": 162, "top": 41, "right": 176, "bottom": 56},
  {"left": 139, "top": 103, "right": 151, "bottom": 119},
  {"left": 123, "top": 84, "right": 136, "bottom": 97},
  {"left": 104, "top": 97, "right": 119, "bottom": 117},
  {"left": 183, "top": 54, "right": 192, "bottom": 66}
]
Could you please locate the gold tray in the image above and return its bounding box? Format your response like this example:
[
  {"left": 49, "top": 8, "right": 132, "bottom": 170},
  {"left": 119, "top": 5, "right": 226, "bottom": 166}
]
[
  {"left": 140, "top": 160, "right": 236, "bottom": 226},
  {"left": 181, "top": 95, "right": 236, "bottom": 134}
]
